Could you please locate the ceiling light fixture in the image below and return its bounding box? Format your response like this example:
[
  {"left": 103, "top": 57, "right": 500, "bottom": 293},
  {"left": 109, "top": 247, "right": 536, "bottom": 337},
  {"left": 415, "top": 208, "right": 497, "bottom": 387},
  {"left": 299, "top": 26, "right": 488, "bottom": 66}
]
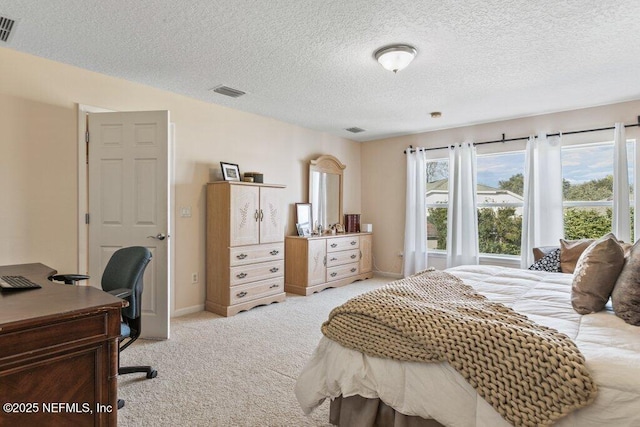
[{"left": 374, "top": 45, "right": 417, "bottom": 73}]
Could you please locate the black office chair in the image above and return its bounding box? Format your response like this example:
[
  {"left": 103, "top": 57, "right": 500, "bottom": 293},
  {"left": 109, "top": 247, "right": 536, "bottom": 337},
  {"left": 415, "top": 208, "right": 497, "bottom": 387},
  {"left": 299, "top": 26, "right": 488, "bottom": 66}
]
[{"left": 50, "top": 246, "right": 157, "bottom": 408}]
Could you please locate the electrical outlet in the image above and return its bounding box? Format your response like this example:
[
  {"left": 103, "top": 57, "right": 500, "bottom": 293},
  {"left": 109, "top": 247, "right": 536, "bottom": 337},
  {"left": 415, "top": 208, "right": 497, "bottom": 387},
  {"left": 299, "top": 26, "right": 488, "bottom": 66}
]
[{"left": 191, "top": 273, "right": 198, "bottom": 284}]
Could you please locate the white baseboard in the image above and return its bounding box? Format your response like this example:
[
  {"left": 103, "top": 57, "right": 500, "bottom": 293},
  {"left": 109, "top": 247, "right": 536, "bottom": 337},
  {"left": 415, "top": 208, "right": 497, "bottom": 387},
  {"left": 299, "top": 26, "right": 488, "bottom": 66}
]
[{"left": 172, "top": 304, "right": 205, "bottom": 318}]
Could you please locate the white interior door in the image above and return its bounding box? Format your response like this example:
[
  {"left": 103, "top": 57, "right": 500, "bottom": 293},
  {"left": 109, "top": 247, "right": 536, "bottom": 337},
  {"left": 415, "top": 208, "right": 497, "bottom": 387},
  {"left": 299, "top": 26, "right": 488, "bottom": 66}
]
[{"left": 88, "top": 110, "right": 170, "bottom": 339}]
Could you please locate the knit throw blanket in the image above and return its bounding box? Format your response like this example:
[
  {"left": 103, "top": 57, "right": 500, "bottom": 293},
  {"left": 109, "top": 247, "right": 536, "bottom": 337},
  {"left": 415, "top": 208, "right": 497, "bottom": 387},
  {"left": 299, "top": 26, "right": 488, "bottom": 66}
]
[{"left": 321, "top": 269, "right": 597, "bottom": 427}]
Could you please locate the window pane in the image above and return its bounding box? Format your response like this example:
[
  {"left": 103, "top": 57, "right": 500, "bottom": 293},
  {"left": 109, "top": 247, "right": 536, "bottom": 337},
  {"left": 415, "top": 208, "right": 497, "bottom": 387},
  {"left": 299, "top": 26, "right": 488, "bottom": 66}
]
[
  {"left": 426, "top": 159, "right": 449, "bottom": 251},
  {"left": 562, "top": 144, "right": 613, "bottom": 201},
  {"left": 477, "top": 152, "right": 525, "bottom": 197},
  {"left": 563, "top": 207, "right": 612, "bottom": 239},
  {"left": 476, "top": 152, "right": 524, "bottom": 255},
  {"left": 478, "top": 207, "right": 522, "bottom": 255},
  {"left": 427, "top": 207, "right": 447, "bottom": 250},
  {"left": 561, "top": 141, "right": 636, "bottom": 240},
  {"left": 426, "top": 159, "right": 449, "bottom": 204}
]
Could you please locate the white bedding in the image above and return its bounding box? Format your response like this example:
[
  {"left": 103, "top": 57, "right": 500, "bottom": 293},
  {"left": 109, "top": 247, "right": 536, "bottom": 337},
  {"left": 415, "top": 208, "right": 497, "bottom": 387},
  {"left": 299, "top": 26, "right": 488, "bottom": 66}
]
[{"left": 295, "top": 265, "right": 640, "bottom": 426}]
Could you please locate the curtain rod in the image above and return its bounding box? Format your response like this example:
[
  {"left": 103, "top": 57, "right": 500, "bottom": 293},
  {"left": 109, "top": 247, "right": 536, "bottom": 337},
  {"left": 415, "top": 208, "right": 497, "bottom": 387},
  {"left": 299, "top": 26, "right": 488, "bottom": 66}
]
[{"left": 404, "top": 115, "right": 640, "bottom": 154}]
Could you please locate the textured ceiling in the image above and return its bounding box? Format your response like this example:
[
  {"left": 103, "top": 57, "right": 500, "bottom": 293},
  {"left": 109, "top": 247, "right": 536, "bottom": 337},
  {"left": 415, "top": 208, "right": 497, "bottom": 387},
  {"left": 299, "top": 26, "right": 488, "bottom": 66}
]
[{"left": 2, "top": 0, "right": 640, "bottom": 142}]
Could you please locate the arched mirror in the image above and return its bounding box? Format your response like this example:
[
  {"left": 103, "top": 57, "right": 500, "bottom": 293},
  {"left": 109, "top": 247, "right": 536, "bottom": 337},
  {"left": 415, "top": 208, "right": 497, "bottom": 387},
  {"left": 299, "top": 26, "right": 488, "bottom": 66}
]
[{"left": 309, "top": 155, "right": 345, "bottom": 230}]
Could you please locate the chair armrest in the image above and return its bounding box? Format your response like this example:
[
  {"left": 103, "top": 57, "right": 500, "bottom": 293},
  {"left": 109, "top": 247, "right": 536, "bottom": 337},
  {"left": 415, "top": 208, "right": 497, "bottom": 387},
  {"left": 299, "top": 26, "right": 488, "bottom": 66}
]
[
  {"left": 48, "top": 274, "right": 90, "bottom": 285},
  {"left": 108, "top": 288, "right": 133, "bottom": 299}
]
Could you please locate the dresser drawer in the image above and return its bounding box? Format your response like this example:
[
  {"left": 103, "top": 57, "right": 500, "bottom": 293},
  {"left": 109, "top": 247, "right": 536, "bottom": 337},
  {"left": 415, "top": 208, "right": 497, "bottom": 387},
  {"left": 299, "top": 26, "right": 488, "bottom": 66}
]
[
  {"left": 230, "top": 277, "right": 284, "bottom": 305},
  {"left": 230, "top": 260, "right": 283, "bottom": 286},
  {"left": 327, "top": 263, "right": 359, "bottom": 281},
  {"left": 327, "top": 236, "right": 359, "bottom": 252},
  {"left": 326, "top": 249, "right": 360, "bottom": 267},
  {"left": 230, "top": 243, "right": 284, "bottom": 266}
]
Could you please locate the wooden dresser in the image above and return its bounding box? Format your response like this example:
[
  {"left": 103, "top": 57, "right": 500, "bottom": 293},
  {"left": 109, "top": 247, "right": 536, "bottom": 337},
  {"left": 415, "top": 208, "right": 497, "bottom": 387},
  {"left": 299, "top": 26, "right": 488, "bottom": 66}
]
[
  {"left": 206, "top": 182, "right": 286, "bottom": 316},
  {"left": 285, "top": 232, "right": 373, "bottom": 295}
]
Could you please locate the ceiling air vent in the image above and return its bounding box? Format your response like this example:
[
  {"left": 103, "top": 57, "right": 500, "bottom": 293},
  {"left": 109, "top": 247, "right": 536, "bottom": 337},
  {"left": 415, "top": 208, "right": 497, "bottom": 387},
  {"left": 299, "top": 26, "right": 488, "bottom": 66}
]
[
  {"left": 0, "top": 16, "right": 16, "bottom": 43},
  {"left": 345, "top": 127, "right": 365, "bottom": 133},
  {"left": 210, "top": 85, "right": 246, "bottom": 98}
]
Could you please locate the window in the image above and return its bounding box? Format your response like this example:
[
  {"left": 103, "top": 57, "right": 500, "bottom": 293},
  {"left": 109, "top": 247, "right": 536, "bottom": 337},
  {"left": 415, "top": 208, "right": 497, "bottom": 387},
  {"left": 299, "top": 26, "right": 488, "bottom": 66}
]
[
  {"left": 562, "top": 142, "right": 635, "bottom": 240},
  {"left": 476, "top": 152, "right": 525, "bottom": 256},
  {"left": 425, "top": 139, "right": 636, "bottom": 257},
  {"left": 426, "top": 152, "right": 526, "bottom": 256}
]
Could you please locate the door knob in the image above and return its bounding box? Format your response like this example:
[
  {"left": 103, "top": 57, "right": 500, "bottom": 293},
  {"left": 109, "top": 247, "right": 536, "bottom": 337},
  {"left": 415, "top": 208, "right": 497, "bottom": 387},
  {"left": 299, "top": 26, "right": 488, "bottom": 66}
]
[{"left": 148, "top": 233, "right": 168, "bottom": 241}]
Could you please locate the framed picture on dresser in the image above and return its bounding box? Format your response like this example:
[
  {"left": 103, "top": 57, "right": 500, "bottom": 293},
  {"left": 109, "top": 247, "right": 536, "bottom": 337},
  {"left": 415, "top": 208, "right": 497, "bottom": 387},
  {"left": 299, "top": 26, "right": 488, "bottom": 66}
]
[
  {"left": 295, "top": 203, "right": 313, "bottom": 227},
  {"left": 220, "top": 162, "right": 241, "bottom": 181},
  {"left": 296, "top": 223, "right": 312, "bottom": 237}
]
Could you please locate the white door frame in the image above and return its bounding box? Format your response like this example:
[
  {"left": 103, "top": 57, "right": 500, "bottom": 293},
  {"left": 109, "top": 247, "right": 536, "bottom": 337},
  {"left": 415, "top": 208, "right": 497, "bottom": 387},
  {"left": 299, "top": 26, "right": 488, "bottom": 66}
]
[{"left": 76, "top": 104, "right": 176, "bottom": 317}]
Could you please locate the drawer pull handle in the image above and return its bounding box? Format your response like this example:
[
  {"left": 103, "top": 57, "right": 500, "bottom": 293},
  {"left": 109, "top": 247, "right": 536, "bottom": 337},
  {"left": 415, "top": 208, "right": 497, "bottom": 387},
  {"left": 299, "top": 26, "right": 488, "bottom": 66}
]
[
  {"left": 254, "top": 210, "right": 259, "bottom": 221},
  {"left": 330, "top": 272, "right": 338, "bottom": 277},
  {"left": 350, "top": 241, "right": 357, "bottom": 245},
  {"left": 350, "top": 254, "right": 356, "bottom": 259},
  {"left": 236, "top": 272, "right": 247, "bottom": 279},
  {"left": 270, "top": 250, "right": 279, "bottom": 255},
  {"left": 269, "top": 284, "right": 280, "bottom": 289},
  {"left": 330, "top": 257, "right": 338, "bottom": 261},
  {"left": 350, "top": 268, "right": 357, "bottom": 273},
  {"left": 236, "top": 253, "right": 248, "bottom": 260},
  {"left": 236, "top": 291, "right": 247, "bottom": 298},
  {"left": 330, "top": 243, "right": 338, "bottom": 248},
  {"left": 269, "top": 267, "right": 279, "bottom": 273}
]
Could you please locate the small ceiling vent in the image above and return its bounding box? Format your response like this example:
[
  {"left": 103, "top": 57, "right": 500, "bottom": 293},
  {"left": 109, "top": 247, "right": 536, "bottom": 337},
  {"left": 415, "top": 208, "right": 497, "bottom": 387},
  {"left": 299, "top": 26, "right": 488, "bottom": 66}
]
[
  {"left": 0, "top": 16, "right": 16, "bottom": 43},
  {"left": 345, "top": 127, "right": 365, "bottom": 133},
  {"left": 210, "top": 85, "right": 246, "bottom": 98}
]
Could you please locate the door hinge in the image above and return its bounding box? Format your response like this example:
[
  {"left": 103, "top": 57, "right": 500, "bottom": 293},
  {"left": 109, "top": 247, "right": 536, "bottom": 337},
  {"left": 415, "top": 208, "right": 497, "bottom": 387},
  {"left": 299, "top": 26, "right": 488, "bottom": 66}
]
[
  {"left": 85, "top": 213, "right": 90, "bottom": 224},
  {"left": 85, "top": 130, "right": 89, "bottom": 143}
]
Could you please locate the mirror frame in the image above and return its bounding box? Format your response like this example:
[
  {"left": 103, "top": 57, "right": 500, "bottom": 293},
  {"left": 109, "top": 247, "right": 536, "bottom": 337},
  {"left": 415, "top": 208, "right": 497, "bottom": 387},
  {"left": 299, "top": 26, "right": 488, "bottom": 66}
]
[{"left": 309, "top": 155, "right": 346, "bottom": 228}]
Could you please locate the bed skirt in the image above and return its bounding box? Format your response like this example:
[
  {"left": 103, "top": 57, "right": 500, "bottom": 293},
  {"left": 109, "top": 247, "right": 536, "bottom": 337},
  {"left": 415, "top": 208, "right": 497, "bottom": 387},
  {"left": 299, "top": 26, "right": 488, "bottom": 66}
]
[{"left": 329, "top": 395, "right": 444, "bottom": 427}]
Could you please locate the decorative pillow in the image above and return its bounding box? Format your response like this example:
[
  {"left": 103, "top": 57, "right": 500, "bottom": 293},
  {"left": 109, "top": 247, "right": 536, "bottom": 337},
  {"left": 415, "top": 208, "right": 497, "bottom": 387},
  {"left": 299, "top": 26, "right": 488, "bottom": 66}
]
[
  {"left": 532, "top": 246, "right": 560, "bottom": 262},
  {"left": 612, "top": 240, "right": 640, "bottom": 326},
  {"left": 619, "top": 241, "right": 633, "bottom": 258},
  {"left": 571, "top": 233, "right": 625, "bottom": 315},
  {"left": 528, "top": 248, "right": 561, "bottom": 272},
  {"left": 560, "top": 238, "right": 594, "bottom": 273}
]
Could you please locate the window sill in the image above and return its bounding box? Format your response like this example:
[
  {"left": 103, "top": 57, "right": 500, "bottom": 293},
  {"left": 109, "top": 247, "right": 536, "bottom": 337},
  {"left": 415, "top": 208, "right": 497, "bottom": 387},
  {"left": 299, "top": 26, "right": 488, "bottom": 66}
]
[{"left": 427, "top": 251, "right": 521, "bottom": 268}]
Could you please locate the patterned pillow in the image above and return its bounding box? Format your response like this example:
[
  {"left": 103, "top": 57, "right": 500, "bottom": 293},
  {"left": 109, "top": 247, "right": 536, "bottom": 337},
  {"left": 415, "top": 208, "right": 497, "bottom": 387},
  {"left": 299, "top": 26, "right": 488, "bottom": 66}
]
[{"left": 528, "top": 248, "right": 561, "bottom": 272}]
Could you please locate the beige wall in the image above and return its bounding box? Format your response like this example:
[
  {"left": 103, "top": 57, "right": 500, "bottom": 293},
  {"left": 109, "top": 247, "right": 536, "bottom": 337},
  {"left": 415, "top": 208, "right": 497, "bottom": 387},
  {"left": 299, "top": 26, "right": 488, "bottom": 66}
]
[
  {"left": 0, "top": 47, "right": 362, "bottom": 314},
  {"left": 362, "top": 100, "right": 640, "bottom": 275}
]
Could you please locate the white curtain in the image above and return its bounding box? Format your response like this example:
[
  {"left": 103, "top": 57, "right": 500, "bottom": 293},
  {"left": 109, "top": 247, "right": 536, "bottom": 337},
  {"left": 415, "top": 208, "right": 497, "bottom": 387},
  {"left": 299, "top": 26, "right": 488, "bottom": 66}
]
[
  {"left": 403, "top": 148, "right": 428, "bottom": 276},
  {"left": 446, "top": 143, "right": 479, "bottom": 268},
  {"left": 613, "top": 123, "right": 631, "bottom": 243},
  {"left": 520, "top": 133, "right": 564, "bottom": 268}
]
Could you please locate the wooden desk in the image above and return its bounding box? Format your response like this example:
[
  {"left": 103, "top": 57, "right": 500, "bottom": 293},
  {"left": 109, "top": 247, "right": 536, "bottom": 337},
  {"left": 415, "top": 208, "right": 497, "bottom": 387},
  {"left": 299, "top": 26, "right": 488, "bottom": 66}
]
[{"left": 0, "top": 263, "right": 124, "bottom": 427}]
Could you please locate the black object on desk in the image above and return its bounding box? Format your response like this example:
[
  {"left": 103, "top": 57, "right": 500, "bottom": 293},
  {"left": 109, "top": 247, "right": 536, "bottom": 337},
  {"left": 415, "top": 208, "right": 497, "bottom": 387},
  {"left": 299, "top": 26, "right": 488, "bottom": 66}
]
[{"left": 0, "top": 275, "right": 42, "bottom": 290}]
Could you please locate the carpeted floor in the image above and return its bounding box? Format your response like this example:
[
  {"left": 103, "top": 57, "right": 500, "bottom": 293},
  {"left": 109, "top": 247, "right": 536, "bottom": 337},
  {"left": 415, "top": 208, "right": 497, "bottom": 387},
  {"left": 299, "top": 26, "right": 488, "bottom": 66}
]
[{"left": 117, "top": 276, "right": 391, "bottom": 426}]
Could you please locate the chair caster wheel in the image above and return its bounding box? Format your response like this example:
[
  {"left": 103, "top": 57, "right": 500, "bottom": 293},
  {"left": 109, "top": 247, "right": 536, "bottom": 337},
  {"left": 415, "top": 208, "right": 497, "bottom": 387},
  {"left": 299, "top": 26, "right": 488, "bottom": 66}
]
[{"left": 147, "top": 369, "right": 157, "bottom": 379}]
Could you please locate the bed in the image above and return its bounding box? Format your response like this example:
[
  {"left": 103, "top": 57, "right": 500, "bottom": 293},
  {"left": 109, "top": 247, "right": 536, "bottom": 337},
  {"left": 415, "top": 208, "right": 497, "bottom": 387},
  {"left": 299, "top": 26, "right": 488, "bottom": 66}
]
[{"left": 295, "top": 265, "right": 640, "bottom": 427}]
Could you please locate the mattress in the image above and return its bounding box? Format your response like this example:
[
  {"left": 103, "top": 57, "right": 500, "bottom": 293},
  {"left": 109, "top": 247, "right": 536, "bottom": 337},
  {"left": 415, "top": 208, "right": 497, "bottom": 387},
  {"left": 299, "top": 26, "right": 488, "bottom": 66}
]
[{"left": 295, "top": 265, "right": 640, "bottom": 426}]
